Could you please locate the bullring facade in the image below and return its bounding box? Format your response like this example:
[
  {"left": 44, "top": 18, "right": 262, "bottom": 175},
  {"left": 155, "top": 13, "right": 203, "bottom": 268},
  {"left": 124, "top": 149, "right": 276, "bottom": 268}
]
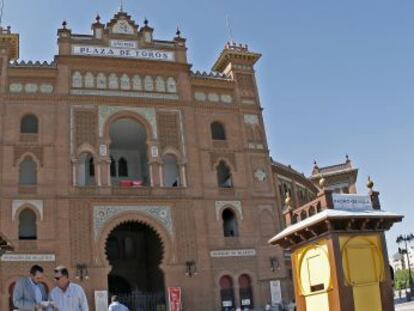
[{"left": 0, "top": 10, "right": 358, "bottom": 311}]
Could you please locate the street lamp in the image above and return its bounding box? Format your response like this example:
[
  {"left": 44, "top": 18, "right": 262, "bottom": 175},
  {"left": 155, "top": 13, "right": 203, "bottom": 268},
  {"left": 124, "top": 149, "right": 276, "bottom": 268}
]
[
  {"left": 75, "top": 264, "right": 89, "bottom": 281},
  {"left": 0, "top": 234, "right": 14, "bottom": 257},
  {"left": 270, "top": 256, "right": 280, "bottom": 273},
  {"left": 396, "top": 233, "right": 414, "bottom": 301},
  {"left": 185, "top": 261, "right": 197, "bottom": 277}
]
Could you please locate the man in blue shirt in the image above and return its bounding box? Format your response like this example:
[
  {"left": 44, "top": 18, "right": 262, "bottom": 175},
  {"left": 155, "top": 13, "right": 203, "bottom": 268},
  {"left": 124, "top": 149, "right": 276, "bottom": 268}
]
[
  {"left": 13, "top": 265, "right": 48, "bottom": 310},
  {"left": 49, "top": 266, "right": 89, "bottom": 311},
  {"left": 108, "top": 295, "right": 129, "bottom": 311}
]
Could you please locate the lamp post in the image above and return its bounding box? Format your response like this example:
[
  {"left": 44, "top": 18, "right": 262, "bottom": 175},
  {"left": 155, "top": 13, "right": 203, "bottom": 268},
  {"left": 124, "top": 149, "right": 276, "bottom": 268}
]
[
  {"left": 75, "top": 264, "right": 89, "bottom": 281},
  {"left": 270, "top": 256, "right": 280, "bottom": 273},
  {"left": 185, "top": 261, "right": 197, "bottom": 277},
  {"left": 396, "top": 234, "right": 414, "bottom": 301}
]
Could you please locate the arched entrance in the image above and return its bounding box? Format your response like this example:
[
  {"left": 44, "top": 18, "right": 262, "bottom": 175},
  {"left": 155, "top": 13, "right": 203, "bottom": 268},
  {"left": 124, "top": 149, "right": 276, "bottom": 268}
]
[
  {"left": 219, "top": 275, "right": 235, "bottom": 311},
  {"left": 239, "top": 274, "right": 254, "bottom": 309},
  {"left": 105, "top": 221, "right": 166, "bottom": 311},
  {"left": 9, "top": 282, "right": 16, "bottom": 311}
]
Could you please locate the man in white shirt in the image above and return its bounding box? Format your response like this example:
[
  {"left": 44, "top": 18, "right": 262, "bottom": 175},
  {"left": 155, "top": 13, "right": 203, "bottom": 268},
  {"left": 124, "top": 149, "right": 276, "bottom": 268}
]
[
  {"left": 49, "top": 266, "right": 89, "bottom": 311},
  {"left": 108, "top": 295, "right": 129, "bottom": 311}
]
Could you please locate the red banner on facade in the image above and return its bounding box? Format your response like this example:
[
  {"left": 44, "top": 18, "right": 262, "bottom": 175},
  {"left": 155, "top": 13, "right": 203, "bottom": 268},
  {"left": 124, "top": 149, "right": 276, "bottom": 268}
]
[{"left": 168, "top": 287, "right": 182, "bottom": 311}]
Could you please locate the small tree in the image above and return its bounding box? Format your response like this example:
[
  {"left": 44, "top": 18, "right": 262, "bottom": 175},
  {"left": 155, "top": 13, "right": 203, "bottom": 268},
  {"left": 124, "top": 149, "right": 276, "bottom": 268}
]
[{"left": 395, "top": 269, "right": 410, "bottom": 290}]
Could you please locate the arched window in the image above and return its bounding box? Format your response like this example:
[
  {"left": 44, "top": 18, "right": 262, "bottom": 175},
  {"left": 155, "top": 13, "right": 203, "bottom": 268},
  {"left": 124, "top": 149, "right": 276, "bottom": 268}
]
[
  {"left": 84, "top": 72, "right": 95, "bottom": 88},
  {"left": 110, "top": 156, "right": 117, "bottom": 177},
  {"left": 108, "top": 73, "right": 119, "bottom": 89},
  {"left": 217, "top": 161, "right": 232, "bottom": 188},
  {"left": 72, "top": 71, "right": 83, "bottom": 88},
  {"left": 120, "top": 74, "right": 131, "bottom": 90},
  {"left": 219, "top": 276, "right": 235, "bottom": 311},
  {"left": 21, "top": 115, "right": 38, "bottom": 134},
  {"left": 19, "top": 156, "right": 37, "bottom": 185},
  {"left": 211, "top": 122, "right": 226, "bottom": 140},
  {"left": 118, "top": 157, "right": 128, "bottom": 177},
  {"left": 132, "top": 75, "right": 142, "bottom": 91},
  {"left": 18, "top": 209, "right": 37, "bottom": 240},
  {"left": 96, "top": 73, "right": 107, "bottom": 89},
  {"left": 166, "top": 77, "right": 177, "bottom": 93},
  {"left": 155, "top": 76, "right": 166, "bottom": 92},
  {"left": 222, "top": 208, "right": 239, "bottom": 237},
  {"left": 77, "top": 153, "right": 95, "bottom": 186},
  {"left": 144, "top": 75, "right": 154, "bottom": 91},
  {"left": 162, "top": 154, "right": 180, "bottom": 187},
  {"left": 239, "top": 274, "right": 254, "bottom": 309}
]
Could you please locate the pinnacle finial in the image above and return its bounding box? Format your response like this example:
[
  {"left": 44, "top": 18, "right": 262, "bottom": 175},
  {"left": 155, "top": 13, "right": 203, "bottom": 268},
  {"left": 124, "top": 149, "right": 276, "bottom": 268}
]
[
  {"left": 144, "top": 17, "right": 149, "bottom": 26},
  {"left": 367, "top": 176, "right": 374, "bottom": 190},
  {"left": 319, "top": 176, "right": 326, "bottom": 189},
  {"left": 176, "top": 26, "right": 181, "bottom": 37},
  {"left": 62, "top": 20, "right": 67, "bottom": 29},
  {"left": 96, "top": 14, "right": 101, "bottom": 23},
  {"left": 285, "top": 192, "right": 292, "bottom": 207}
]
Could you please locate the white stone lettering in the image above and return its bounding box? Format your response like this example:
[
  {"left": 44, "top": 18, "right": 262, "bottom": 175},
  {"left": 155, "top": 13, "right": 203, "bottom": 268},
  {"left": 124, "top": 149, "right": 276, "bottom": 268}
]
[
  {"left": 72, "top": 46, "right": 175, "bottom": 62},
  {"left": 1, "top": 254, "right": 55, "bottom": 262},
  {"left": 210, "top": 249, "right": 256, "bottom": 258}
]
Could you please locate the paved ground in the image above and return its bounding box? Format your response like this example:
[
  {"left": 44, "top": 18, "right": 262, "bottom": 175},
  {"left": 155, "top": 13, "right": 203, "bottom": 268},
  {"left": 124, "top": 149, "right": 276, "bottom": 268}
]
[{"left": 396, "top": 301, "right": 414, "bottom": 310}]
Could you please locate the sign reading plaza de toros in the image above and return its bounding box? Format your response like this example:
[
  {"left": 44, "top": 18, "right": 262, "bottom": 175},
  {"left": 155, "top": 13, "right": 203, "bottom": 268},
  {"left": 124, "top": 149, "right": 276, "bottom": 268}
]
[{"left": 72, "top": 45, "right": 175, "bottom": 62}]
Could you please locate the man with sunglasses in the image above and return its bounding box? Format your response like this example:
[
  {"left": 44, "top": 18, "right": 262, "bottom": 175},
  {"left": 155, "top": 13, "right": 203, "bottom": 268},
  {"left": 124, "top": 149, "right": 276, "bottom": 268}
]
[{"left": 49, "top": 266, "right": 88, "bottom": 311}]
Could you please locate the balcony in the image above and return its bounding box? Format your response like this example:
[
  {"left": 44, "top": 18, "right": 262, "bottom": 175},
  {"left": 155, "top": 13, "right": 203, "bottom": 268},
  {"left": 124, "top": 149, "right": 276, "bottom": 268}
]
[
  {"left": 212, "top": 140, "right": 228, "bottom": 149},
  {"left": 72, "top": 185, "right": 187, "bottom": 197},
  {"left": 18, "top": 185, "right": 37, "bottom": 195},
  {"left": 111, "top": 186, "right": 152, "bottom": 196},
  {"left": 218, "top": 187, "right": 235, "bottom": 196},
  {"left": 19, "top": 133, "right": 38, "bottom": 143}
]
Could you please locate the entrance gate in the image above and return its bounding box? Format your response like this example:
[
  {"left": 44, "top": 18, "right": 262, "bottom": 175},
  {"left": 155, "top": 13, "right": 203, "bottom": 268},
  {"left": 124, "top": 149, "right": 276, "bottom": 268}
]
[
  {"left": 106, "top": 221, "right": 166, "bottom": 311},
  {"left": 115, "top": 291, "right": 166, "bottom": 311}
]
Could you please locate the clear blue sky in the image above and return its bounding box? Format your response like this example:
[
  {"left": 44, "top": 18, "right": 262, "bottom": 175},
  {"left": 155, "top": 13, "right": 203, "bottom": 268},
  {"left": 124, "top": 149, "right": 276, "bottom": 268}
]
[{"left": 4, "top": 0, "right": 413, "bottom": 255}]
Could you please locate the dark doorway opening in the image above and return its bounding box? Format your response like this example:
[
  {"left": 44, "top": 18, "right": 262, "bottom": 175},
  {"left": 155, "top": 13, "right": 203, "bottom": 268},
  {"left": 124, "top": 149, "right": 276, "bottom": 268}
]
[{"left": 106, "top": 222, "right": 166, "bottom": 311}]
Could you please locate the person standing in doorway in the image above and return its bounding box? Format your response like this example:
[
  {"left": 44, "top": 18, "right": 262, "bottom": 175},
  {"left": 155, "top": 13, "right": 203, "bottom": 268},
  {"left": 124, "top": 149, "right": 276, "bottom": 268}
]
[
  {"left": 49, "top": 266, "right": 88, "bottom": 311},
  {"left": 108, "top": 295, "right": 129, "bottom": 311},
  {"left": 287, "top": 300, "right": 296, "bottom": 311},
  {"left": 13, "top": 265, "right": 49, "bottom": 311}
]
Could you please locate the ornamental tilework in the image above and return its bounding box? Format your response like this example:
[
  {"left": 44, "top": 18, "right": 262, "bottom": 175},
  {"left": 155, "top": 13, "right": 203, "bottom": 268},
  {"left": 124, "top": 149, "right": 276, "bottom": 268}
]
[
  {"left": 75, "top": 110, "right": 98, "bottom": 149},
  {"left": 215, "top": 201, "right": 243, "bottom": 221},
  {"left": 98, "top": 105, "right": 158, "bottom": 139},
  {"left": 94, "top": 205, "right": 173, "bottom": 240},
  {"left": 157, "top": 112, "right": 180, "bottom": 151}
]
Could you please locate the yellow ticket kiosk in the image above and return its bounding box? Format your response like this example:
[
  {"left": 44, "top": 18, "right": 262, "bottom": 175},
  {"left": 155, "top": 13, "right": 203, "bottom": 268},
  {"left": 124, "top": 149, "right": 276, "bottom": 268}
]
[{"left": 270, "top": 179, "right": 403, "bottom": 311}]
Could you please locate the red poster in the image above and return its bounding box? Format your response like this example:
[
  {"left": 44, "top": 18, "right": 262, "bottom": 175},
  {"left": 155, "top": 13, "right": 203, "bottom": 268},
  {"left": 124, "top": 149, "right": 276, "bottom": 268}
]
[{"left": 168, "top": 287, "right": 182, "bottom": 311}]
